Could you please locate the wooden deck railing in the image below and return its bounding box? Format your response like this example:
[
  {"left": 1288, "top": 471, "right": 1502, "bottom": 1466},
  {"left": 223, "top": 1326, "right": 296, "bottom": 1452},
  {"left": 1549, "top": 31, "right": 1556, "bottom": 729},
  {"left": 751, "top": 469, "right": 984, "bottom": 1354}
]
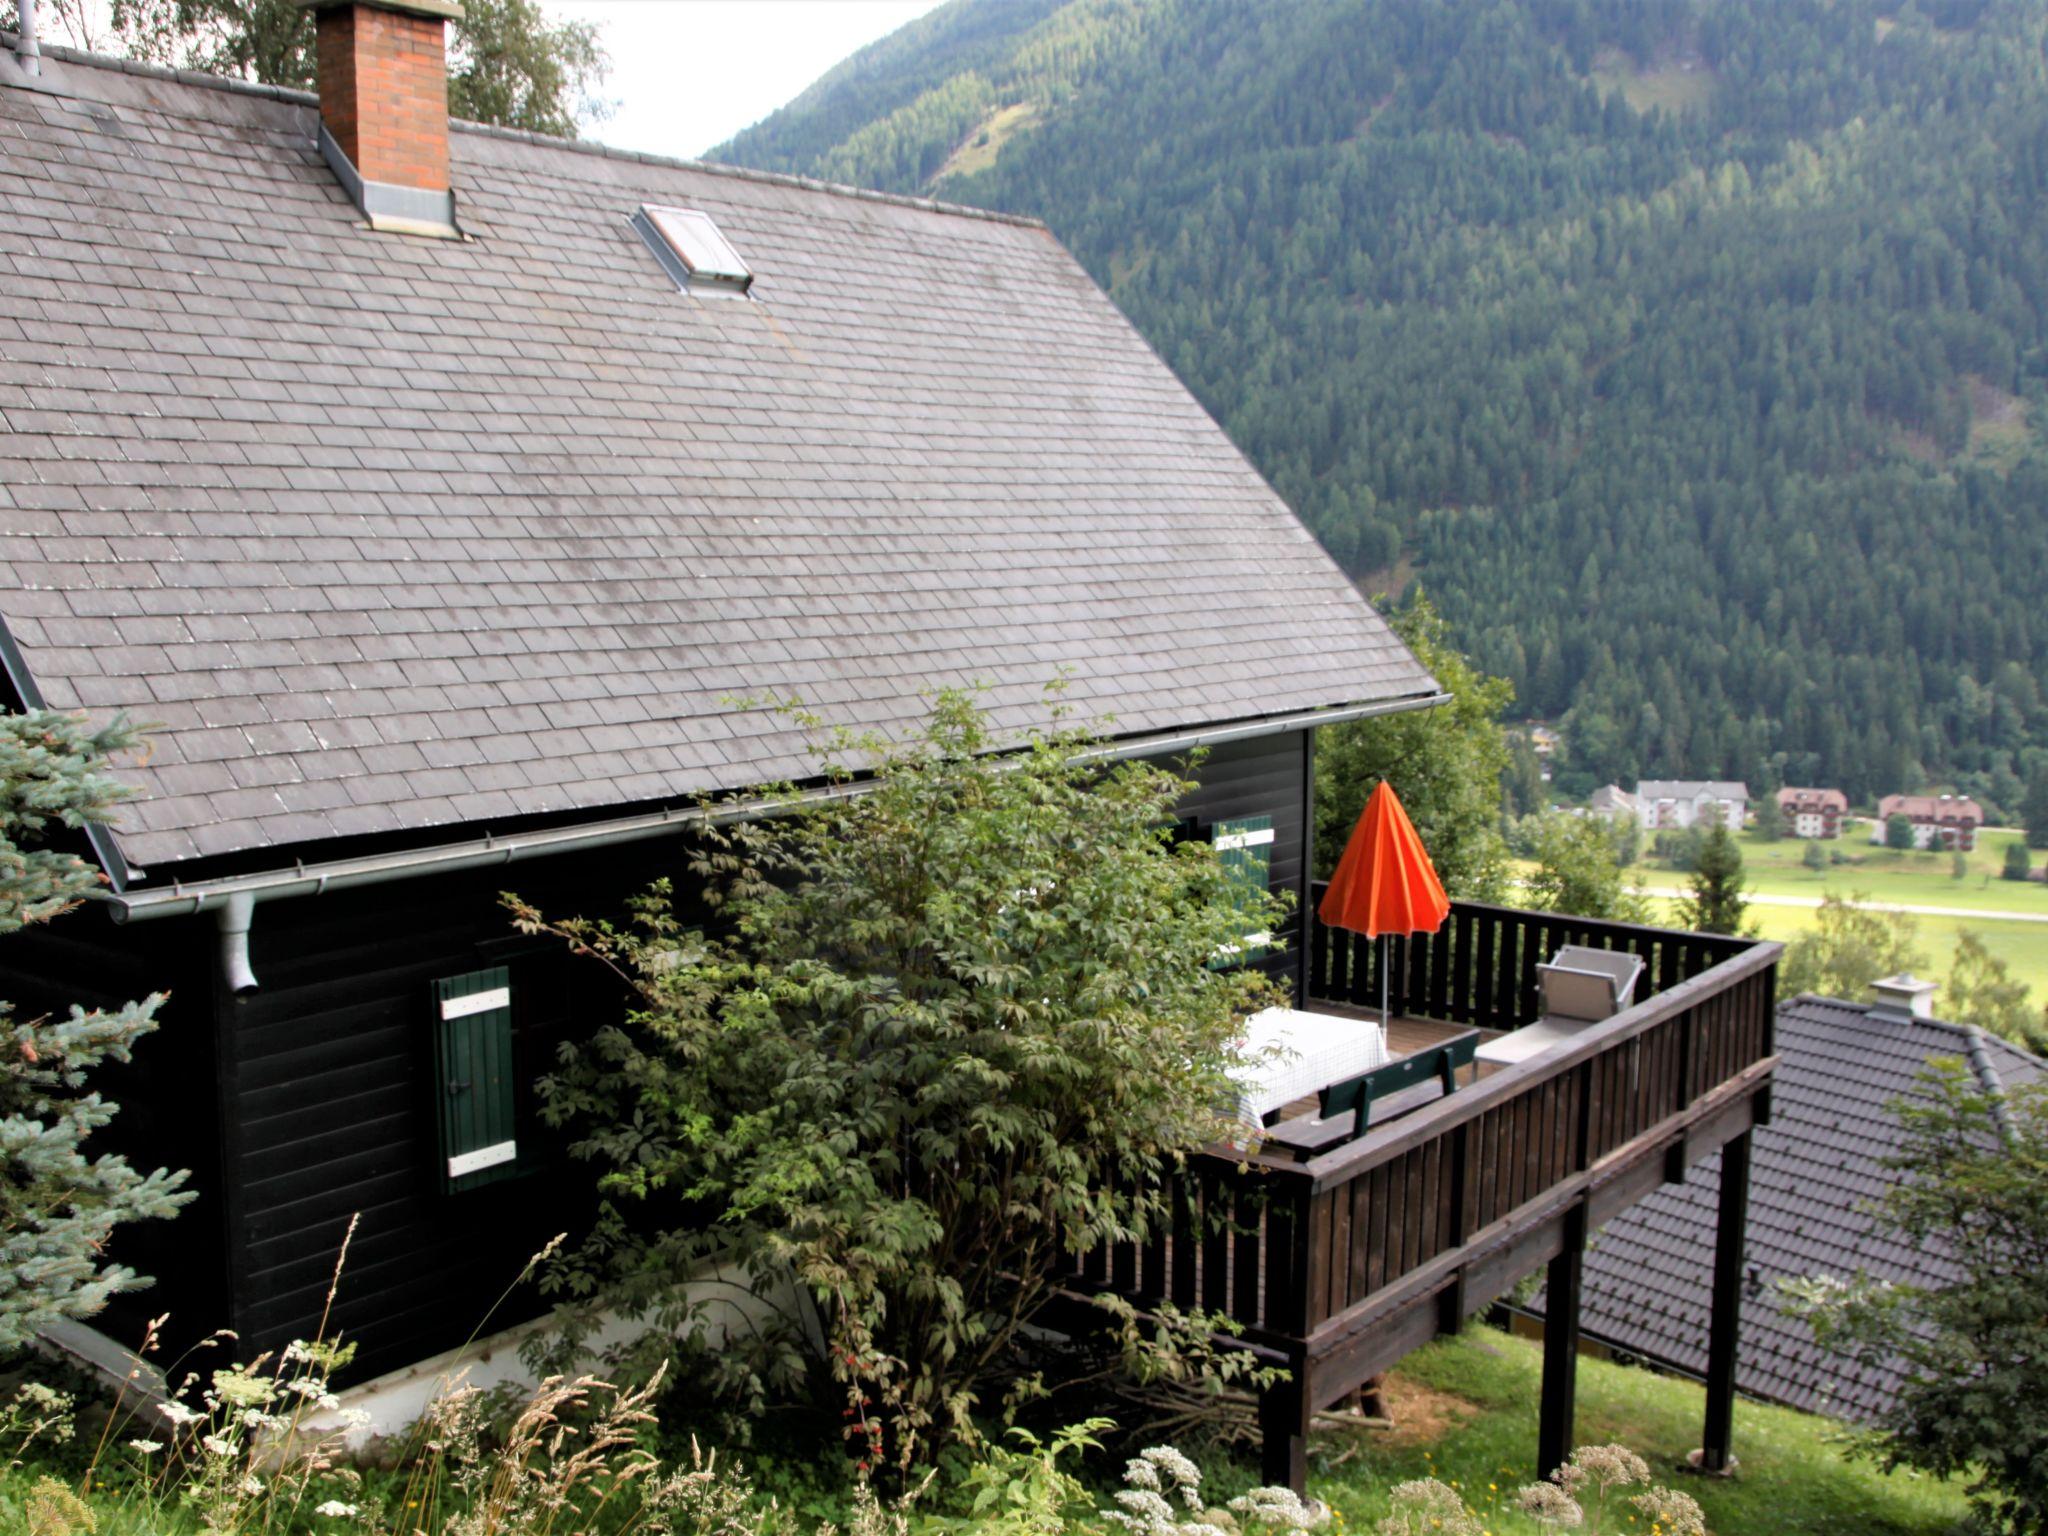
[{"left": 1063, "top": 896, "right": 1781, "bottom": 1448}]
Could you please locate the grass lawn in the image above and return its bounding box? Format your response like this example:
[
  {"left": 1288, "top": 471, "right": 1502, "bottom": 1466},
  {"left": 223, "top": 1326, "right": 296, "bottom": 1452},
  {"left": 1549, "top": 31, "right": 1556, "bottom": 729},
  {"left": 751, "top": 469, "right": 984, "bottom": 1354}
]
[
  {"left": 1634, "top": 824, "right": 2048, "bottom": 916},
  {"left": 1629, "top": 824, "right": 2048, "bottom": 999},
  {"left": 0, "top": 1327, "right": 1976, "bottom": 1535},
  {"left": 1300, "top": 1328, "right": 1970, "bottom": 1535}
]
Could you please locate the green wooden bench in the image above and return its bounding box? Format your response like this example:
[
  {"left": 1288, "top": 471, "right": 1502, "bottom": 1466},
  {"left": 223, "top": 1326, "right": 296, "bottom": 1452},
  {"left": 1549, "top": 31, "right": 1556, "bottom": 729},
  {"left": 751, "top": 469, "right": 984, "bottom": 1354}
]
[{"left": 1265, "top": 1030, "right": 1482, "bottom": 1155}]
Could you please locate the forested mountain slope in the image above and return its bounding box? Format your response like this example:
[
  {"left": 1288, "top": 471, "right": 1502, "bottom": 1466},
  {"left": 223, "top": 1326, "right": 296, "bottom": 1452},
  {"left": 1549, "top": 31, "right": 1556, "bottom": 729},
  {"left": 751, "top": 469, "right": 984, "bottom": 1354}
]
[{"left": 717, "top": 0, "right": 2048, "bottom": 808}]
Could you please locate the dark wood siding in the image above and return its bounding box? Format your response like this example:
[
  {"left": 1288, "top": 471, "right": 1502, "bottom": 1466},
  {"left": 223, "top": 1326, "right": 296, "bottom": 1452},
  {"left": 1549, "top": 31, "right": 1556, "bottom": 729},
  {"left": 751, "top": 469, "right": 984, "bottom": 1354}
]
[
  {"left": 1160, "top": 730, "right": 1313, "bottom": 994},
  {"left": 211, "top": 839, "right": 686, "bottom": 1381}
]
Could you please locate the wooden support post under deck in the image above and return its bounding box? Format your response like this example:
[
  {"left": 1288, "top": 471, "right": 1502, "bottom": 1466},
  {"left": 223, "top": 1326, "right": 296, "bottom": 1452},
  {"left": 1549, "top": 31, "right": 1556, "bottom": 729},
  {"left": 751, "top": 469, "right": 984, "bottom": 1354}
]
[
  {"left": 1538, "top": 1202, "right": 1586, "bottom": 1478},
  {"left": 1259, "top": 1358, "right": 1313, "bottom": 1493},
  {"left": 1701, "top": 1128, "right": 1752, "bottom": 1473}
]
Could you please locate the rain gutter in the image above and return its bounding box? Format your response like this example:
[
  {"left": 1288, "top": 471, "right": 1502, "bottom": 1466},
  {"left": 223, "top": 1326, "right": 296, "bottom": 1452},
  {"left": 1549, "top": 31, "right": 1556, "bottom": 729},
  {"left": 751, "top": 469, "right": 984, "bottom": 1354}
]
[{"left": 102, "top": 690, "right": 1449, "bottom": 989}]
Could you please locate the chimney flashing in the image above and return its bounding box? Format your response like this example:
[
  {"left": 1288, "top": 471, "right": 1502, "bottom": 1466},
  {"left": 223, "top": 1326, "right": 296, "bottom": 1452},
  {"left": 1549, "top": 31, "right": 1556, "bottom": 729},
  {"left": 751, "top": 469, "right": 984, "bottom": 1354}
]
[
  {"left": 305, "top": 0, "right": 465, "bottom": 239},
  {"left": 316, "top": 119, "right": 462, "bottom": 239}
]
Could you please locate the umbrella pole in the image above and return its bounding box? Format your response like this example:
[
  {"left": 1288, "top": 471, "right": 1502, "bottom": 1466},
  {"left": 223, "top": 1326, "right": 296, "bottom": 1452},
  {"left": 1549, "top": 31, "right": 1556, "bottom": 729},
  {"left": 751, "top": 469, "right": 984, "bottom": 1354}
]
[{"left": 1380, "top": 933, "right": 1390, "bottom": 1031}]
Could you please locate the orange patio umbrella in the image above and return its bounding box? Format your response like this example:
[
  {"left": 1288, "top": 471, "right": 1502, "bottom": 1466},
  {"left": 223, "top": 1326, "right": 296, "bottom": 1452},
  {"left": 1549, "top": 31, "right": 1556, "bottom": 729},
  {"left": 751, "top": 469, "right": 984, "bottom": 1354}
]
[{"left": 1319, "top": 780, "right": 1450, "bottom": 1028}]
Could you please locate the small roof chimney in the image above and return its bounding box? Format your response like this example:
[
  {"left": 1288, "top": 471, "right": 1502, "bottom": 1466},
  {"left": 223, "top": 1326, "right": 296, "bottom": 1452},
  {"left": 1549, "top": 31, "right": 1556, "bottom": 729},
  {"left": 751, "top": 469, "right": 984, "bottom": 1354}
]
[
  {"left": 1870, "top": 973, "right": 1938, "bottom": 1021},
  {"left": 303, "top": 0, "right": 464, "bottom": 239}
]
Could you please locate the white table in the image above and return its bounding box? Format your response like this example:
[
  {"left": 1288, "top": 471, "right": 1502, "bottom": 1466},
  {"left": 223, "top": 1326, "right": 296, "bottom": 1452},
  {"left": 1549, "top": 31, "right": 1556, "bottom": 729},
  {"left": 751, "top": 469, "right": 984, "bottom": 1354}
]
[
  {"left": 1227, "top": 1006, "right": 1388, "bottom": 1136},
  {"left": 1474, "top": 1015, "right": 1597, "bottom": 1068}
]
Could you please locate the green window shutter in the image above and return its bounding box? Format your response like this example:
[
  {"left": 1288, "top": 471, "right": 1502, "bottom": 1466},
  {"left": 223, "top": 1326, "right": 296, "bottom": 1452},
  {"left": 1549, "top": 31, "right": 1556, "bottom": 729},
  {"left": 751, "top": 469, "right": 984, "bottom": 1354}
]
[
  {"left": 433, "top": 966, "right": 518, "bottom": 1194},
  {"left": 1214, "top": 814, "right": 1275, "bottom": 963}
]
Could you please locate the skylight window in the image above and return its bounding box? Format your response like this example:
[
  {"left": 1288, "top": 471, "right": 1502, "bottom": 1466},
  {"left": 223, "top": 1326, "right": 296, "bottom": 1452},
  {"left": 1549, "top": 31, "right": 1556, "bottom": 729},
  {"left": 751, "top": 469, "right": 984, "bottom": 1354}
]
[{"left": 632, "top": 204, "right": 753, "bottom": 297}]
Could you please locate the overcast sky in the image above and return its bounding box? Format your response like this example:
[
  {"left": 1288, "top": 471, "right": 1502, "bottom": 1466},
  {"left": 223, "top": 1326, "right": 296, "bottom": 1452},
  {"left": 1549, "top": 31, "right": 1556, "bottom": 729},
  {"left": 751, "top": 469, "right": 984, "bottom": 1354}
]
[{"left": 554, "top": 0, "right": 949, "bottom": 162}]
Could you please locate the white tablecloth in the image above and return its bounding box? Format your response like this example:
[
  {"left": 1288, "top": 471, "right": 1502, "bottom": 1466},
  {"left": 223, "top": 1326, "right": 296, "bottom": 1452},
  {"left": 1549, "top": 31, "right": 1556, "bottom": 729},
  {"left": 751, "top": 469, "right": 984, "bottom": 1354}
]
[{"left": 1228, "top": 1006, "right": 1388, "bottom": 1134}]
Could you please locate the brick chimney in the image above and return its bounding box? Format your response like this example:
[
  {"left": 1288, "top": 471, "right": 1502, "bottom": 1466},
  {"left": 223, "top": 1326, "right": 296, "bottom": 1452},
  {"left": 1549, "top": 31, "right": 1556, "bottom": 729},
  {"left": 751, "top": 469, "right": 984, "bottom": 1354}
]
[{"left": 303, "top": 0, "right": 465, "bottom": 238}]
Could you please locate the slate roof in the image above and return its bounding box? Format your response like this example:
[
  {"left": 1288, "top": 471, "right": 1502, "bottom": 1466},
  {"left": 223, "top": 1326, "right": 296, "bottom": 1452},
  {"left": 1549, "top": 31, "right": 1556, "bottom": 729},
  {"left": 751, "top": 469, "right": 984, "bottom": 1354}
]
[
  {"left": 1529, "top": 994, "right": 2046, "bottom": 1421},
  {"left": 0, "top": 46, "right": 1435, "bottom": 874}
]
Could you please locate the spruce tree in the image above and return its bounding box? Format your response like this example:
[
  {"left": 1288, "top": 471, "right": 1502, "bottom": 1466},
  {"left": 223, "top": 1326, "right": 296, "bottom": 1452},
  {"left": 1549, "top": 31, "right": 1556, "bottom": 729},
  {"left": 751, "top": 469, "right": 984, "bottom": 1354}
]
[
  {"left": 1677, "top": 822, "right": 1749, "bottom": 936},
  {"left": 2025, "top": 767, "right": 2048, "bottom": 851},
  {"left": 1, "top": 709, "right": 192, "bottom": 1355}
]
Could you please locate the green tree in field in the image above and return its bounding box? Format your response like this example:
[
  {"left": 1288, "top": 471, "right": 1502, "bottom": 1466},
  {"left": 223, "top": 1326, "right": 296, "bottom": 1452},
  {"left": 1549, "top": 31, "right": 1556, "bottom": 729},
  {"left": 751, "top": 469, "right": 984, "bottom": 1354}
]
[
  {"left": 1886, "top": 814, "right": 1918, "bottom": 852},
  {"left": 2, "top": 711, "right": 191, "bottom": 1355},
  {"left": 1777, "top": 893, "right": 1925, "bottom": 1003},
  {"left": 1803, "top": 839, "right": 1828, "bottom": 872},
  {"left": 511, "top": 690, "right": 1282, "bottom": 1468},
  {"left": 1944, "top": 932, "right": 2044, "bottom": 1053},
  {"left": 1786, "top": 1064, "right": 2048, "bottom": 1535},
  {"left": 1754, "top": 796, "right": 1784, "bottom": 843},
  {"left": 1503, "top": 733, "right": 1546, "bottom": 820},
  {"left": 1675, "top": 823, "right": 1749, "bottom": 936},
  {"left": 2004, "top": 842, "right": 2032, "bottom": 882},
  {"left": 2025, "top": 767, "right": 2048, "bottom": 851},
  {"left": 103, "top": 0, "right": 608, "bottom": 136},
  {"left": 1522, "top": 812, "right": 1647, "bottom": 924},
  {"left": 1315, "top": 589, "right": 1510, "bottom": 900}
]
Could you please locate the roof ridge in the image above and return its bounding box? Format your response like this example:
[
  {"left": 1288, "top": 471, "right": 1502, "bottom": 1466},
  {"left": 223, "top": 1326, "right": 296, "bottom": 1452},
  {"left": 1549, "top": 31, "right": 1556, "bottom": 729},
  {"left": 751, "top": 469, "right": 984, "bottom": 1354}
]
[
  {"left": 1962, "top": 1026, "right": 2019, "bottom": 1141},
  {"left": 0, "top": 32, "right": 1050, "bottom": 232},
  {"left": 455, "top": 120, "right": 1049, "bottom": 230}
]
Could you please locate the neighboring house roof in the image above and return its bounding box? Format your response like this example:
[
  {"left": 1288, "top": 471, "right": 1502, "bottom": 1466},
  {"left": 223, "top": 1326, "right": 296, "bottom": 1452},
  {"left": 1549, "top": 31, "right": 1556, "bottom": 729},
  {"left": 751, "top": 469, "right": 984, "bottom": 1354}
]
[
  {"left": 1529, "top": 994, "right": 2046, "bottom": 1421},
  {"left": 1877, "top": 794, "right": 1984, "bottom": 825},
  {"left": 1634, "top": 780, "right": 1749, "bottom": 802},
  {"left": 1776, "top": 787, "right": 1847, "bottom": 812},
  {"left": 1587, "top": 784, "right": 1634, "bottom": 811},
  {"left": 0, "top": 48, "right": 1436, "bottom": 873}
]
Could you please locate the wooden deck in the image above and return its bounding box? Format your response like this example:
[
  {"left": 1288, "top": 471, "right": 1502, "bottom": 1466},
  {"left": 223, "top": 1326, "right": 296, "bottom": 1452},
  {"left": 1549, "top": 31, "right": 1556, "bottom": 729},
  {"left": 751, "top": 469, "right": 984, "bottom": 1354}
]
[{"left": 1063, "top": 896, "right": 1782, "bottom": 1490}]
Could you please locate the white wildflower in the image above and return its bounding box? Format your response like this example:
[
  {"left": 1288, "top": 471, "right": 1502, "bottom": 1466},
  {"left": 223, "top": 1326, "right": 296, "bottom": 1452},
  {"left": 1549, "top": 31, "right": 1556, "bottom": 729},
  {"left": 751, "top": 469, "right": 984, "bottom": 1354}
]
[
  {"left": 127, "top": 1438, "right": 164, "bottom": 1456},
  {"left": 1516, "top": 1482, "right": 1584, "bottom": 1525},
  {"left": 157, "top": 1400, "right": 203, "bottom": 1428},
  {"left": 1229, "top": 1486, "right": 1329, "bottom": 1532},
  {"left": 201, "top": 1433, "right": 239, "bottom": 1457},
  {"left": 314, "top": 1499, "right": 360, "bottom": 1518},
  {"left": 1568, "top": 1444, "right": 1651, "bottom": 1492}
]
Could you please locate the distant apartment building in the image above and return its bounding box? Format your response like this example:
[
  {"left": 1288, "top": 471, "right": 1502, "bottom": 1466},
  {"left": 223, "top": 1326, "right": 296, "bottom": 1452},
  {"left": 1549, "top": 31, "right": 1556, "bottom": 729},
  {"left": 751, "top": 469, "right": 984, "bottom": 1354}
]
[
  {"left": 1874, "top": 793, "right": 1984, "bottom": 851},
  {"left": 1776, "top": 787, "right": 1847, "bottom": 839},
  {"left": 1635, "top": 780, "right": 1749, "bottom": 833},
  {"left": 1588, "top": 784, "right": 1636, "bottom": 821}
]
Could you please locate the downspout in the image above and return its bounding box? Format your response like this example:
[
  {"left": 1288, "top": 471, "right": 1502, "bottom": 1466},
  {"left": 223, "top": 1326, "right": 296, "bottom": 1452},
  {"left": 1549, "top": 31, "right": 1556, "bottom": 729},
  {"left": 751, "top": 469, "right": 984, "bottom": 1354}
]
[
  {"left": 15, "top": 0, "right": 40, "bottom": 74},
  {"left": 218, "top": 890, "right": 258, "bottom": 994}
]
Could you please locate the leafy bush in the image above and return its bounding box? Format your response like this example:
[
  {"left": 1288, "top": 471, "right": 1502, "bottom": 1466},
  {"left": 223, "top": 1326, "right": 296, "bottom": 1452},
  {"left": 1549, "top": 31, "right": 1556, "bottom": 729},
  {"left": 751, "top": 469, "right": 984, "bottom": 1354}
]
[
  {"left": 1520, "top": 813, "right": 1648, "bottom": 923},
  {"left": 1775, "top": 893, "right": 1923, "bottom": 1003},
  {"left": 514, "top": 691, "right": 1285, "bottom": 1469},
  {"left": 1943, "top": 931, "right": 2046, "bottom": 1053}
]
